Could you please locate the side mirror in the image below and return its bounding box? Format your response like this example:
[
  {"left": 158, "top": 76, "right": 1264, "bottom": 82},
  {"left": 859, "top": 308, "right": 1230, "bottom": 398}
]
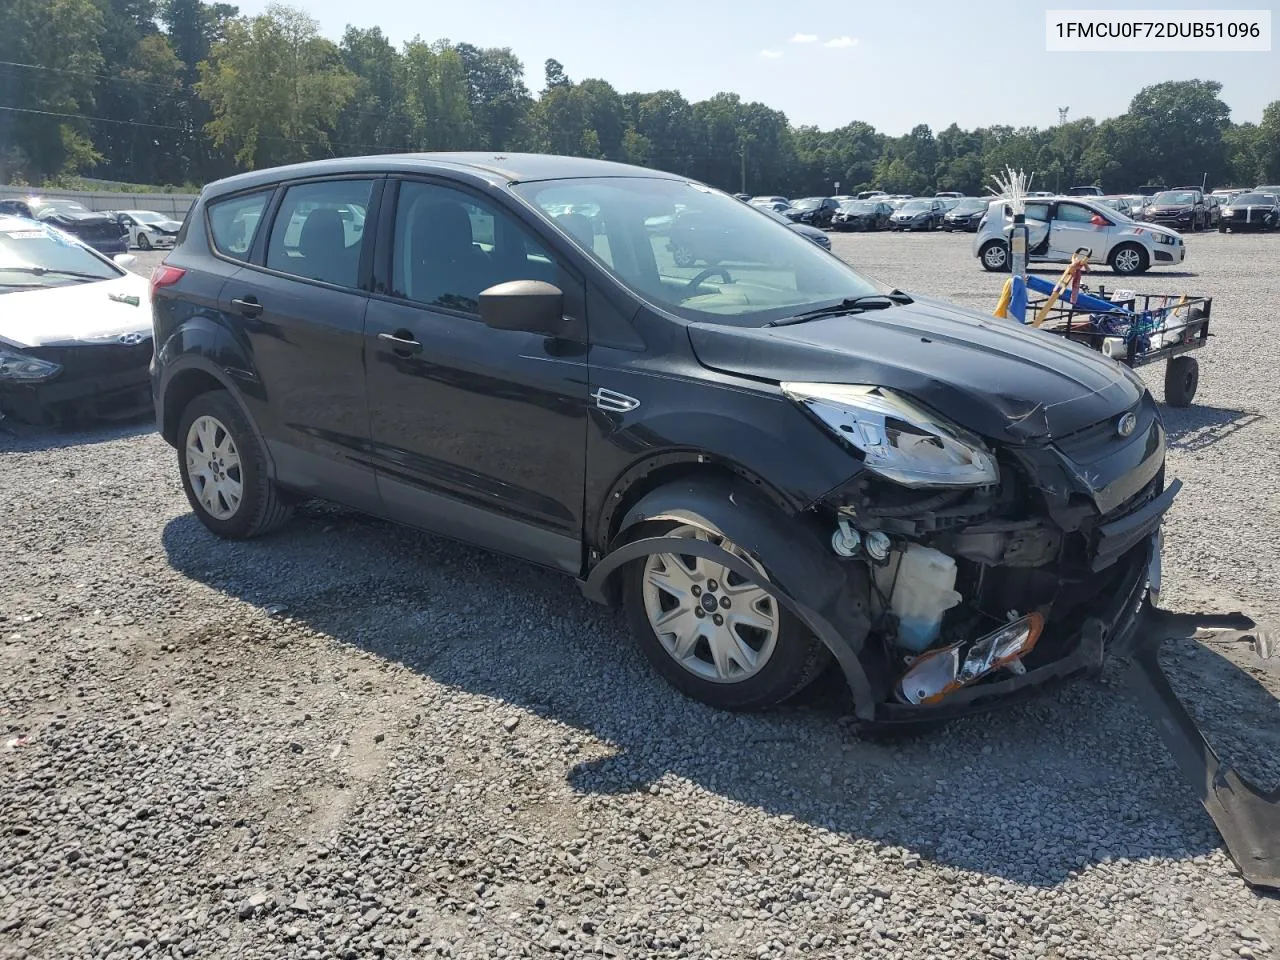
[
  {"left": 478, "top": 280, "right": 565, "bottom": 336},
  {"left": 113, "top": 253, "right": 137, "bottom": 268}
]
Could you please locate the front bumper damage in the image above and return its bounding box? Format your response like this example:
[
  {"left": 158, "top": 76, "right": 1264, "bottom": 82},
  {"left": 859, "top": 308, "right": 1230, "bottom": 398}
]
[
  {"left": 0, "top": 339, "right": 153, "bottom": 425},
  {"left": 582, "top": 469, "right": 1280, "bottom": 891}
]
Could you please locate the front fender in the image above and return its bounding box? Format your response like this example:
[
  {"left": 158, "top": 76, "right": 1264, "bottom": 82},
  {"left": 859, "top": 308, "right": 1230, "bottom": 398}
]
[{"left": 580, "top": 478, "right": 877, "bottom": 718}]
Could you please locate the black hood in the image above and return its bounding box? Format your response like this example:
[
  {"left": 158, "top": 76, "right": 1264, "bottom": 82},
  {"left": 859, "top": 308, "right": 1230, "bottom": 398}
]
[{"left": 687, "top": 296, "right": 1141, "bottom": 443}]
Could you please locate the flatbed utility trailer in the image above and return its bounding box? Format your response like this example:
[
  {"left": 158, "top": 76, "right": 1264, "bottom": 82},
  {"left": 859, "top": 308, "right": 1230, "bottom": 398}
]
[{"left": 1026, "top": 275, "right": 1212, "bottom": 407}]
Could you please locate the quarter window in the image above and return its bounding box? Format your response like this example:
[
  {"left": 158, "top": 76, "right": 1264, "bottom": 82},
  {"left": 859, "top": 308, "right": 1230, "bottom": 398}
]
[
  {"left": 207, "top": 190, "right": 271, "bottom": 261},
  {"left": 265, "top": 179, "right": 374, "bottom": 288},
  {"left": 391, "top": 181, "right": 559, "bottom": 314}
]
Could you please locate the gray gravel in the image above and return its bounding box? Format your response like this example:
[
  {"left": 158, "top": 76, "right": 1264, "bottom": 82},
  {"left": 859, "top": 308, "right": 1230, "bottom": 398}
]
[{"left": 2, "top": 237, "right": 1279, "bottom": 960}]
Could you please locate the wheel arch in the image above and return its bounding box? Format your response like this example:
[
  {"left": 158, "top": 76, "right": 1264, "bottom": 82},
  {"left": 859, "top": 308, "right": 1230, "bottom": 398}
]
[
  {"left": 158, "top": 357, "right": 277, "bottom": 481},
  {"left": 580, "top": 474, "right": 877, "bottom": 717}
]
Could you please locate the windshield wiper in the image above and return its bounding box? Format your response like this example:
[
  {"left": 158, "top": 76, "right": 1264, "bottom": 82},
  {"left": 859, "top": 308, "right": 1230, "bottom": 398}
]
[
  {"left": 764, "top": 290, "right": 913, "bottom": 328},
  {"left": 0, "top": 266, "right": 105, "bottom": 282}
]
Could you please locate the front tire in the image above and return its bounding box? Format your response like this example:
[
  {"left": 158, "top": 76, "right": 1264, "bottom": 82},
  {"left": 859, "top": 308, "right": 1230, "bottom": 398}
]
[
  {"left": 979, "top": 240, "right": 1010, "bottom": 271},
  {"left": 622, "top": 522, "right": 830, "bottom": 711},
  {"left": 1109, "top": 242, "right": 1148, "bottom": 275},
  {"left": 138, "top": 233, "right": 151, "bottom": 251},
  {"left": 177, "top": 390, "right": 293, "bottom": 539}
]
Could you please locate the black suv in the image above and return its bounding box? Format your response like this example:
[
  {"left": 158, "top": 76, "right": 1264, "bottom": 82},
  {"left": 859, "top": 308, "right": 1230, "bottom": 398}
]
[{"left": 151, "top": 153, "right": 1171, "bottom": 723}]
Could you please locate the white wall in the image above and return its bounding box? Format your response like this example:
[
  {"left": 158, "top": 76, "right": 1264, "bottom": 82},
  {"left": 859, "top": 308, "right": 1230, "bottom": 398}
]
[{"left": 0, "top": 185, "right": 198, "bottom": 219}]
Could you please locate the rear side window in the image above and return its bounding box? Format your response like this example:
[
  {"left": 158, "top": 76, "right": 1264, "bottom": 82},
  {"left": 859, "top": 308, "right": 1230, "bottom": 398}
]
[
  {"left": 207, "top": 190, "right": 271, "bottom": 260},
  {"left": 266, "top": 179, "right": 374, "bottom": 289}
]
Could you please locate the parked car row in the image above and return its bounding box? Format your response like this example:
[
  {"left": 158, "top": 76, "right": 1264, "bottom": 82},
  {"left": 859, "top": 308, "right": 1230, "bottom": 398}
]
[{"left": 0, "top": 196, "right": 184, "bottom": 253}]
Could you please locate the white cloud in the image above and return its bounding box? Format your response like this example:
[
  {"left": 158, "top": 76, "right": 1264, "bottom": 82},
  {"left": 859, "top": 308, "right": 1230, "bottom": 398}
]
[
  {"left": 824, "top": 36, "right": 858, "bottom": 48},
  {"left": 759, "top": 49, "right": 783, "bottom": 59},
  {"left": 789, "top": 32, "right": 818, "bottom": 43}
]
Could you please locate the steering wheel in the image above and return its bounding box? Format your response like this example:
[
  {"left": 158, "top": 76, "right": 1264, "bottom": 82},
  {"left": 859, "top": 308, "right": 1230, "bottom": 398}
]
[{"left": 682, "top": 267, "right": 732, "bottom": 295}]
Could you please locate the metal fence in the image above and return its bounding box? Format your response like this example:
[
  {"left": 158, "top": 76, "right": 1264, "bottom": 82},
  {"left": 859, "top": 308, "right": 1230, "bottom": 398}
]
[{"left": 0, "top": 185, "right": 198, "bottom": 219}]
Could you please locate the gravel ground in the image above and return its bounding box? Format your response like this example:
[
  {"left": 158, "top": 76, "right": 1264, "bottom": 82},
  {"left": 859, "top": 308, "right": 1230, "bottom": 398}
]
[{"left": 3, "top": 237, "right": 1279, "bottom": 960}]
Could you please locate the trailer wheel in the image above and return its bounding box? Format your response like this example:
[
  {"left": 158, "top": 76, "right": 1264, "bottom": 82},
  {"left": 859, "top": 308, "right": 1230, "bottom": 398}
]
[
  {"left": 979, "top": 240, "right": 1010, "bottom": 271},
  {"left": 1164, "top": 356, "right": 1199, "bottom": 408}
]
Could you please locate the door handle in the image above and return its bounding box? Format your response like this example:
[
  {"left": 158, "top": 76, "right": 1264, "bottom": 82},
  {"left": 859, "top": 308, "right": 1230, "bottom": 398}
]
[
  {"left": 230, "top": 297, "right": 263, "bottom": 318},
  {"left": 378, "top": 330, "right": 423, "bottom": 355}
]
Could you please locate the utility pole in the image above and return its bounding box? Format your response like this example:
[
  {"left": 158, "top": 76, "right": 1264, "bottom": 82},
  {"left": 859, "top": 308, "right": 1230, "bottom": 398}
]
[
  {"left": 1057, "top": 106, "right": 1069, "bottom": 126},
  {"left": 740, "top": 143, "right": 747, "bottom": 194}
]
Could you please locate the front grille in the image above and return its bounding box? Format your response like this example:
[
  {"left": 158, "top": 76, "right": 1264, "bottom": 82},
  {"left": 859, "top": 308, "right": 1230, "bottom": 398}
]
[{"left": 26, "top": 339, "right": 153, "bottom": 379}]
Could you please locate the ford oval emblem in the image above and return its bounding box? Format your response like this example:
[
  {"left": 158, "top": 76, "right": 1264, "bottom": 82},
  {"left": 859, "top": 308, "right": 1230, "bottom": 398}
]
[{"left": 1117, "top": 411, "right": 1137, "bottom": 438}]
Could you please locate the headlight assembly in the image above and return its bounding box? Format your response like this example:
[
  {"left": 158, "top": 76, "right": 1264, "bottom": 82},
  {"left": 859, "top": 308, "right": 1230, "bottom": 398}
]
[
  {"left": 781, "top": 383, "right": 999, "bottom": 488},
  {"left": 0, "top": 348, "right": 62, "bottom": 382}
]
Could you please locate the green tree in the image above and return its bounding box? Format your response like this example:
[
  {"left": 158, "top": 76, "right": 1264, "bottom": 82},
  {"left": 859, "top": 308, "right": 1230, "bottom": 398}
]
[
  {"left": 197, "top": 4, "right": 356, "bottom": 169},
  {"left": 1117, "top": 80, "right": 1230, "bottom": 188},
  {"left": 1258, "top": 101, "right": 1280, "bottom": 182},
  {"left": 455, "top": 43, "right": 531, "bottom": 150},
  {"left": 336, "top": 27, "right": 412, "bottom": 153},
  {"left": 0, "top": 0, "right": 105, "bottom": 179}
]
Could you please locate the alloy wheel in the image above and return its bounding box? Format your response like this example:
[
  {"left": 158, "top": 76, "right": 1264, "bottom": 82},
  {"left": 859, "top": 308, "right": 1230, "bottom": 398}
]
[
  {"left": 185, "top": 415, "right": 243, "bottom": 520},
  {"left": 983, "top": 243, "right": 1008, "bottom": 269},
  {"left": 1114, "top": 247, "right": 1142, "bottom": 273},
  {"left": 641, "top": 525, "right": 780, "bottom": 684}
]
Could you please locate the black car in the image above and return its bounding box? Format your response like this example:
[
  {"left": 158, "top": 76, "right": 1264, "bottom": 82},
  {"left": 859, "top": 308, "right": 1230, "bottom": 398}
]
[
  {"left": 888, "top": 198, "right": 945, "bottom": 231},
  {"left": 151, "top": 153, "right": 1170, "bottom": 723},
  {"left": 1219, "top": 192, "right": 1280, "bottom": 232},
  {"left": 831, "top": 200, "right": 892, "bottom": 231},
  {"left": 940, "top": 197, "right": 988, "bottom": 232},
  {"left": 784, "top": 197, "right": 840, "bottom": 228},
  {"left": 0, "top": 197, "right": 128, "bottom": 254},
  {"left": 1143, "top": 189, "right": 1208, "bottom": 231}
]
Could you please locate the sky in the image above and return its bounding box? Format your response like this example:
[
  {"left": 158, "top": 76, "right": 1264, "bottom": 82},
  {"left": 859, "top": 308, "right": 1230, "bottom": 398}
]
[{"left": 231, "top": 0, "right": 1280, "bottom": 134}]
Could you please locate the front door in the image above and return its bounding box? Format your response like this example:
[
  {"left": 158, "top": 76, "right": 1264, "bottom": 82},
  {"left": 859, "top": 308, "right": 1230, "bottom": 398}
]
[
  {"left": 364, "top": 179, "right": 590, "bottom": 574},
  {"left": 1048, "top": 201, "right": 1111, "bottom": 262}
]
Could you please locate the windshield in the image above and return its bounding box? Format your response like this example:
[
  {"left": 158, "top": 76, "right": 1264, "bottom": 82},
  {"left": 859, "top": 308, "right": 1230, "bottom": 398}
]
[
  {"left": 900, "top": 200, "right": 931, "bottom": 212},
  {"left": 951, "top": 198, "right": 986, "bottom": 213},
  {"left": 1232, "top": 193, "right": 1272, "bottom": 205},
  {"left": 514, "top": 177, "right": 879, "bottom": 325},
  {"left": 843, "top": 201, "right": 875, "bottom": 212},
  {"left": 129, "top": 211, "right": 168, "bottom": 224},
  {"left": 1154, "top": 191, "right": 1196, "bottom": 204},
  {"left": 0, "top": 221, "right": 120, "bottom": 291},
  {"left": 792, "top": 198, "right": 822, "bottom": 210}
]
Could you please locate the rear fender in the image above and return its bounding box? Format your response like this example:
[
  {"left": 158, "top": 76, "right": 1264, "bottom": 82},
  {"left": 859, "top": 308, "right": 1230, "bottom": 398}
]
[{"left": 580, "top": 478, "right": 877, "bottom": 718}]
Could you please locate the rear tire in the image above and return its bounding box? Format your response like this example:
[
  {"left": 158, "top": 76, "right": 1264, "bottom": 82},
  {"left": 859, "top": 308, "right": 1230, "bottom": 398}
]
[
  {"left": 622, "top": 520, "right": 830, "bottom": 711},
  {"left": 177, "top": 390, "right": 293, "bottom": 539},
  {"left": 979, "top": 240, "right": 1010, "bottom": 271}
]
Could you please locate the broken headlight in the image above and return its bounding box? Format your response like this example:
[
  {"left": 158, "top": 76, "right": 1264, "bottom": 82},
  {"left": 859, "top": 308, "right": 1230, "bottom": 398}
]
[
  {"left": 0, "top": 348, "right": 62, "bottom": 382},
  {"left": 782, "top": 383, "right": 999, "bottom": 488}
]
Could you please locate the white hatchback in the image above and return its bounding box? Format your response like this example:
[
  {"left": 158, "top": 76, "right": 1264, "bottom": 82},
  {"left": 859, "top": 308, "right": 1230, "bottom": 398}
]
[{"left": 972, "top": 196, "right": 1185, "bottom": 275}]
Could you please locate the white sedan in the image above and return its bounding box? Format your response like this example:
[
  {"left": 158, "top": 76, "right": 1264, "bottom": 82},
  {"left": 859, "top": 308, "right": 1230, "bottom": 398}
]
[
  {"left": 112, "top": 209, "right": 182, "bottom": 250},
  {"left": 0, "top": 215, "right": 153, "bottom": 425},
  {"left": 973, "top": 196, "right": 1185, "bottom": 275}
]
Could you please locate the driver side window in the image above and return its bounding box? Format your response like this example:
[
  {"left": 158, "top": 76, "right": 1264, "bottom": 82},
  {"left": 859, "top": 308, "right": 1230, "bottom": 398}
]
[{"left": 390, "top": 181, "right": 561, "bottom": 315}]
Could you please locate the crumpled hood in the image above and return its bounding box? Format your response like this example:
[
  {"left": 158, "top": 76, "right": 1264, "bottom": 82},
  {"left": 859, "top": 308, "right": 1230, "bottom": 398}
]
[
  {"left": 687, "top": 295, "right": 1141, "bottom": 442},
  {"left": 0, "top": 273, "right": 152, "bottom": 347}
]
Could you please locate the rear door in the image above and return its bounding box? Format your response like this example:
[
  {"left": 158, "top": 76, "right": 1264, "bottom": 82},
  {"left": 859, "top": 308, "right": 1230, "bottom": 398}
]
[
  {"left": 218, "top": 176, "right": 382, "bottom": 511},
  {"left": 363, "top": 177, "right": 590, "bottom": 573}
]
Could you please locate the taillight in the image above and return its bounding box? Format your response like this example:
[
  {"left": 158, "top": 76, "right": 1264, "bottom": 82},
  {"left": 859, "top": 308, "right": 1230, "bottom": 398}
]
[{"left": 150, "top": 263, "right": 185, "bottom": 298}]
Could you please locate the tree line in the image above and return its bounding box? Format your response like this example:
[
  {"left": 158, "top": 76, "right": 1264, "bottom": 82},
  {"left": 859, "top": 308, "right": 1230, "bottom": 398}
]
[{"left": 3, "top": 0, "right": 1280, "bottom": 195}]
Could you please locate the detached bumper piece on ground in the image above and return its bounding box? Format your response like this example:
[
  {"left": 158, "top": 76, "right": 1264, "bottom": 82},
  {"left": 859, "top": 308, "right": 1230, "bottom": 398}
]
[{"left": 1124, "top": 609, "right": 1280, "bottom": 892}]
